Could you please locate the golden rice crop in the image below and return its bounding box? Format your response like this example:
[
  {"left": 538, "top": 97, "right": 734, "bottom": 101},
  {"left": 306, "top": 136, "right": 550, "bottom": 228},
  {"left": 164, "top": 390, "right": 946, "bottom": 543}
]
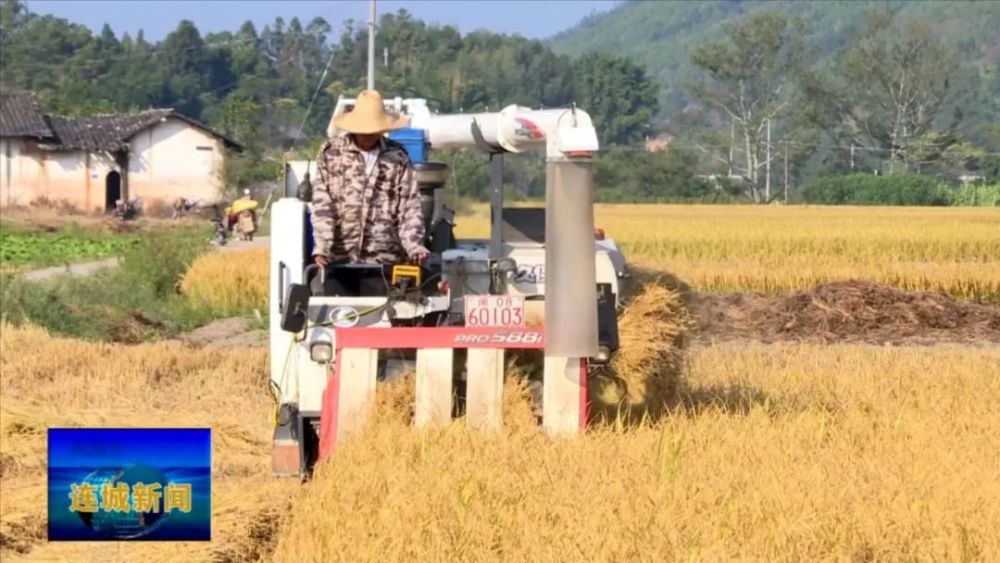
[
  {"left": 178, "top": 247, "right": 269, "bottom": 313},
  {"left": 3, "top": 324, "right": 999, "bottom": 562},
  {"left": 178, "top": 205, "right": 999, "bottom": 310},
  {"left": 455, "top": 204, "right": 1000, "bottom": 302},
  {"left": 275, "top": 343, "right": 1000, "bottom": 562}
]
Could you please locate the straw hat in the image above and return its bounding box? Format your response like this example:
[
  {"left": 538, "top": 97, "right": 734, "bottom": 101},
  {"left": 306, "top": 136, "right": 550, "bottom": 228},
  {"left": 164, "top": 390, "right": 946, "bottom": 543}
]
[{"left": 331, "top": 90, "right": 409, "bottom": 135}]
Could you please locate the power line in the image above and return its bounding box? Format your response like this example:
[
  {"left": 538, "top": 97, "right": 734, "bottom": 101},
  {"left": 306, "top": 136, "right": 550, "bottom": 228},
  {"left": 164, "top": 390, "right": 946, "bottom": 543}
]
[
  {"left": 158, "top": 78, "right": 245, "bottom": 110},
  {"left": 611, "top": 140, "right": 1000, "bottom": 157},
  {"left": 292, "top": 49, "right": 338, "bottom": 149}
]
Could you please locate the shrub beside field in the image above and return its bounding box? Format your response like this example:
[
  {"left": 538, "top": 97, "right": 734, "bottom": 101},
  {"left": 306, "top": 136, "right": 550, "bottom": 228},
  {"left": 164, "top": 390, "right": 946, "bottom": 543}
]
[
  {"left": 802, "top": 174, "right": 1000, "bottom": 207},
  {"left": 0, "top": 227, "right": 216, "bottom": 342}
]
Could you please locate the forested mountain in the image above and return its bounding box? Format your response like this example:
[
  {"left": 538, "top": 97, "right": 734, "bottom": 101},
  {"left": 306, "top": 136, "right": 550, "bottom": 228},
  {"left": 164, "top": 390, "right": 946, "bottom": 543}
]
[
  {"left": 551, "top": 0, "right": 1000, "bottom": 202},
  {"left": 551, "top": 0, "right": 1000, "bottom": 123}
]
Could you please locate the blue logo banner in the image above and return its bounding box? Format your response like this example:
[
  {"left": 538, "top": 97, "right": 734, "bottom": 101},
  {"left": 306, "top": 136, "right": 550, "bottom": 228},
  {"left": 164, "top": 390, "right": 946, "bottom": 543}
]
[{"left": 47, "top": 428, "right": 211, "bottom": 541}]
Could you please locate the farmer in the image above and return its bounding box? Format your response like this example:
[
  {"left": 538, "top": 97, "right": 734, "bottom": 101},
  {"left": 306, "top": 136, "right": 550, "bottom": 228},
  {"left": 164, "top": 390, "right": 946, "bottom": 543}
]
[
  {"left": 309, "top": 89, "right": 429, "bottom": 270},
  {"left": 224, "top": 190, "right": 257, "bottom": 231}
]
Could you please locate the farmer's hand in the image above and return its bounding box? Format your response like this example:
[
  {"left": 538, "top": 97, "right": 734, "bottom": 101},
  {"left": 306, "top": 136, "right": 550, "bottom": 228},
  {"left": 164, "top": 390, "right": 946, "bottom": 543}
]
[
  {"left": 409, "top": 247, "right": 430, "bottom": 265},
  {"left": 314, "top": 254, "right": 328, "bottom": 268}
]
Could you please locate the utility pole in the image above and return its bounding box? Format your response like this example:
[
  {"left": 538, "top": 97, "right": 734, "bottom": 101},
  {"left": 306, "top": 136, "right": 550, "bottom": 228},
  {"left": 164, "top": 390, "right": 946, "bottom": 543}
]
[
  {"left": 367, "top": 0, "right": 376, "bottom": 90},
  {"left": 850, "top": 144, "right": 855, "bottom": 171},
  {"left": 765, "top": 118, "right": 771, "bottom": 201},
  {"left": 783, "top": 140, "right": 789, "bottom": 204},
  {"left": 728, "top": 121, "right": 734, "bottom": 177}
]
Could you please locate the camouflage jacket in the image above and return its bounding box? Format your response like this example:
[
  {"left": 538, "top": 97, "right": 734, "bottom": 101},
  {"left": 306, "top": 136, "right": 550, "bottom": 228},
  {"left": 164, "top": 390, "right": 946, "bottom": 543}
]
[{"left": 310, "top": 135, "right": 426, "bottom": 264}]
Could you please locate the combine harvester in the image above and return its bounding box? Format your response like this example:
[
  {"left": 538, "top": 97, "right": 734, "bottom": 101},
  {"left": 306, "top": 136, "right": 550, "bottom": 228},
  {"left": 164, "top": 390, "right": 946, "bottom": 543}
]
[{"left": 270, "top": 96, "right": 631, "bottom": 477}]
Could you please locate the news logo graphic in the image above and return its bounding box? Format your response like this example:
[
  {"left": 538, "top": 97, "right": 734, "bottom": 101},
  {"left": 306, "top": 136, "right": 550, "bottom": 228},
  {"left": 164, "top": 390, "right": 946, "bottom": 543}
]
[{"left": 47, "top": 428, "right": 211, "bottom": 541}]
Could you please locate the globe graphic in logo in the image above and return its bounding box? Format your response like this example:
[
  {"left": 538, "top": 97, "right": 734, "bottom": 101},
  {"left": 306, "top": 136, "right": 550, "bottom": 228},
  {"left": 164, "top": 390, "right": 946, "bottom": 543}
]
[{"left": 75, "top": 464, "right": 169, "bottom": 539}]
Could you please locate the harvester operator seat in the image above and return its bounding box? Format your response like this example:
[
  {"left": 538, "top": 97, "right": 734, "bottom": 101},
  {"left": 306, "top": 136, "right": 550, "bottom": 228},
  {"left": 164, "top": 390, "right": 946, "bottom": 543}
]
[
  {"left": 307, "top": 264, "right": 390, "bottom": 297},
  {"left": 305, "top": 263, "right": 436, "bottom": 299}
]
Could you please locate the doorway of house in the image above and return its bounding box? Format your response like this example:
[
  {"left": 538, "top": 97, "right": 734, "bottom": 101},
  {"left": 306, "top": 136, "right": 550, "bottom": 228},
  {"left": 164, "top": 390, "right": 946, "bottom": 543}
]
[{"left": 105, "top": 171, "right": 122, "bottom": 211}]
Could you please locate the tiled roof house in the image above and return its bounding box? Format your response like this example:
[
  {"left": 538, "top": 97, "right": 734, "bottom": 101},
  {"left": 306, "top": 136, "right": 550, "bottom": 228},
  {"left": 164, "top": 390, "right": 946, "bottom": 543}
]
[{"left": 1, "top": 91, "right": 243, "bottom": 211}]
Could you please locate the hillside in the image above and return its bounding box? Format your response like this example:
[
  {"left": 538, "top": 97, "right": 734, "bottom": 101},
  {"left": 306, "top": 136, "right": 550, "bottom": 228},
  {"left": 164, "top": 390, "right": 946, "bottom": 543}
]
[{"left": 550, "top": 0, "right": 1000, "bottom": 115}]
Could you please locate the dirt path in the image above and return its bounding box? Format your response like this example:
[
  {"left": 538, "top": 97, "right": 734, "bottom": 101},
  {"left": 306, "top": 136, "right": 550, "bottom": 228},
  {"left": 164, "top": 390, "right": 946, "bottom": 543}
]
[
  {"left": 14, "top": 236, "right": 269, "bottom": 283},
  {"left": 167, "top": 316, "right": 269, "bottom": 348},
  {"left": 16, "top": 257, "right": 122, "bottom": 282},
  {"left": 217, "top": 236, "right": 270, "bottom": 253}
]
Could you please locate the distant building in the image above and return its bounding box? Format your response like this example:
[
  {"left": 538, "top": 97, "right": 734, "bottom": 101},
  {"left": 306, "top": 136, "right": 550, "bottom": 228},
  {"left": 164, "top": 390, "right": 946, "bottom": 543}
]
[
  {"left": 0, "top": 91, "right": 242, "bottom": 212},
  {"left": 959, "top": 174, "right": 985, "bottom": 187},
  {"left": 645, "top": 133, "right": 671, "bottom": 153}
]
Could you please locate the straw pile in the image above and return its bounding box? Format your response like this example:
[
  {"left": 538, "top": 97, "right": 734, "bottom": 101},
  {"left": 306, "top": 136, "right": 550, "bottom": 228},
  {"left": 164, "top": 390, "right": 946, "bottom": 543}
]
[
  {"left": 457, "top": 275, "right": 694, "bottom": 425},
  {"left": 698, "top": 280, "right": 1000, "bottom": 346},
  {"left": 588, "top": 276, "right": 692, "bottom": 424}
]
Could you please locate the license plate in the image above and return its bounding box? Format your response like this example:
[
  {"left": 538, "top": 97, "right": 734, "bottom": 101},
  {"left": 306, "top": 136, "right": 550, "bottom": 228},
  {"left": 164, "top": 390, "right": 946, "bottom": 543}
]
[{"left": 463, "top": 295, "right": 525, "bottom": 327}]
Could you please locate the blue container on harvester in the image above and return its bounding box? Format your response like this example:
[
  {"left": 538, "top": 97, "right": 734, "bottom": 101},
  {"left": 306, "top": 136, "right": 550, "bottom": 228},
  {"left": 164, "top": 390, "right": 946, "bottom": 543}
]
[{"left": 388, "top": 128, "right": 428, "bottom": 163}]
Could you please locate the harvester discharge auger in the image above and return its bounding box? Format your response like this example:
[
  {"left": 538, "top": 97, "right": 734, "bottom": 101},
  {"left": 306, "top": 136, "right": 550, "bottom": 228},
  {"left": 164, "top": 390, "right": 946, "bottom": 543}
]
[{"left": 270, "top": 96, "right": 630, "bottom": 477}]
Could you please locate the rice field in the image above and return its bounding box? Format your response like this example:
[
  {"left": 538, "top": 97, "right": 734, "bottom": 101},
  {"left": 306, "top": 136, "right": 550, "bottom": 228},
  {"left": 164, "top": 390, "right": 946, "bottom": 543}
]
[
  {"left": 179, "top": 205, "right": 1000, "bottom": 310},
  {"left": 3, "top": 203, "right": 999, "bottom": 562},
  {"left": 459, "top": 204, "right": 1000, "bottom": 302},
  {"left": 179, "top": 247, "right": 270, "bottom": 315}
]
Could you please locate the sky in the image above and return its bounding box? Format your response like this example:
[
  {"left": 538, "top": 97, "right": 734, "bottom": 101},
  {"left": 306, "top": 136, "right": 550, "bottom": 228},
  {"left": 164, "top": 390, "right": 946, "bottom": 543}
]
[{"left": 27, "top": 0, "right": 620, "bottom": 42}]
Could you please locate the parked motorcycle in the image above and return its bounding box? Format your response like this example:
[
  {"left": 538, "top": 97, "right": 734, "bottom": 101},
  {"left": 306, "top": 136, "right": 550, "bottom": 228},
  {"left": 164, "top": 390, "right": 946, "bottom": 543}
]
[
  {"left": 112, "top": 197, "right": 143, "bottom": 221},
  {"left": 209, "top": 205, "right": 228, "bottom": 246}
]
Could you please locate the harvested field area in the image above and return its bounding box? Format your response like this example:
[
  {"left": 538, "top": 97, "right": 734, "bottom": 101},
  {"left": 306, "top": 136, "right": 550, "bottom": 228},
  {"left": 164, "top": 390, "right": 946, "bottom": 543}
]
[
  {"left": 2, "top": 324, "right": 998, "bottom": 562},
  {"left": 696, "top": 280, "right": 1000, "bottom": 346},
  {"left": 0, "top": 324, "right": 299, "bottom": 562}
]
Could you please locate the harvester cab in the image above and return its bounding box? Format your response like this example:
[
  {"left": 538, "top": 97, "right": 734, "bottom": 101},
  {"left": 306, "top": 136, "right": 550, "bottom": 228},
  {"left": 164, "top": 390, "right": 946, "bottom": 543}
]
[{"left": 271, "top": 96, "right": 630, "bottom": 477}]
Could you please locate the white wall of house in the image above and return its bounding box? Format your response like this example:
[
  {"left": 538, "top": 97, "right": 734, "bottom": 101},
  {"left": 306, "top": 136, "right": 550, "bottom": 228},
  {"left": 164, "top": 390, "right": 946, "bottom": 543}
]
[
  {"left": 0, "top": 117, "right": 230, "bottom": 211},
  {"left": 0, "top": 138, "right": 41, "bottom": 207},
  {"left": 41, "top": 150, "right": 117, "bottom": 211},
  {"left": 0, "top": 138, "right": 13, "bottom": 206},
  {"left": 0, "top": 139, "right": 117, "bottom": 211},
  {"left": 128, "top": 118, "right": 227, "bottom": 205}
]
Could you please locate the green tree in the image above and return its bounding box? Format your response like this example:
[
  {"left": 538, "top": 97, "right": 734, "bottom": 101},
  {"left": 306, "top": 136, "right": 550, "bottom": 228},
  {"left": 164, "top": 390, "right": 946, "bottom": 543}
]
[
  {"left": 210, "top": 96, "right": 262, "bottom": 151},
  {"left": 827, "top": 10, "right": 962, "bottom": 173},
  {"left": 688, "top": 13, "right": 812, "bottom": 203},
  {"left": 160, "top": 20, "right": 210, "bottom": 117},
  {"left": 571, "top": 53, "right": 658, "bottom": 146},
  {"left": 595, "top": 148, "right": 711, "bottom": 202}
]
